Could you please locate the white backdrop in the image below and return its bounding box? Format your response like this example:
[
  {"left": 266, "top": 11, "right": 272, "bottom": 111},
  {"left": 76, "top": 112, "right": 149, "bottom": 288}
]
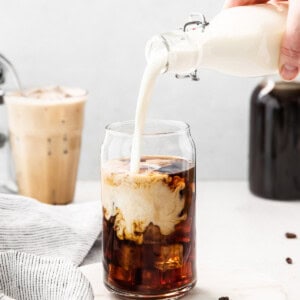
[{"left": 0, "top": 0, "right": 262, "bottom": 180}]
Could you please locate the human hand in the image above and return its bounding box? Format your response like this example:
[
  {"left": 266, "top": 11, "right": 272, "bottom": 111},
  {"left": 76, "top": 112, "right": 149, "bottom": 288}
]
[{"left": 224, "top": 0, "right": 300, "bottom": 80}]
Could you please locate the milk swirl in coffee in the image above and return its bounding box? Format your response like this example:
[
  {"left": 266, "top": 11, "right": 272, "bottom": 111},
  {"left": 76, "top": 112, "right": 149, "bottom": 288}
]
[{"left": 102, "top": 156, "right": 196, "bottom": 294}]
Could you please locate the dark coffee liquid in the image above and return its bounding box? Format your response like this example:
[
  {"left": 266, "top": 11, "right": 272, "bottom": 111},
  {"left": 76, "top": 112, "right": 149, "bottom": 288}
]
[
  {"left": 249, "top": 81, "right": 300, "bottom": 200},
  {"left": 102, "top": 156, "right": 196, "bottom": 297}
]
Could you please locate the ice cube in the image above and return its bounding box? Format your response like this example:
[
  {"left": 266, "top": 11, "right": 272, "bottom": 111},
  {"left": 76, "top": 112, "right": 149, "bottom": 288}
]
[
  {"left": 143, "top": 223, "right": 163, "bottom": 244},
  {"left": 158, "top": 161, "right": 186, "bottom": 174},
  {"left": 117, "top": 243, "right": 141, "bottom": 271},
  {"left": 155, "top": 244, "right": 183, "bottom": 271}
]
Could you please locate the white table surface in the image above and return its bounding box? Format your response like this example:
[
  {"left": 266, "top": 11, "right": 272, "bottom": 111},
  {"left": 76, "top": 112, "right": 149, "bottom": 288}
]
[{"left": 75, "top": 181, "right": 300, "bottom": 300}]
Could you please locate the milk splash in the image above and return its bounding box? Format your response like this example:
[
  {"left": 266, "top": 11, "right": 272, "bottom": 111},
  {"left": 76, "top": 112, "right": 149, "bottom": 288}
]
[{"left": 130, "top": 54, "right": 167, "bottom": 173}]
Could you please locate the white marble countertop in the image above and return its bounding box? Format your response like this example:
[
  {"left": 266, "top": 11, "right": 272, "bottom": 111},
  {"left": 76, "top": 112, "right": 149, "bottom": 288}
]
[{"left": 75, "top": 181, "right": 300, "bottom": 300}]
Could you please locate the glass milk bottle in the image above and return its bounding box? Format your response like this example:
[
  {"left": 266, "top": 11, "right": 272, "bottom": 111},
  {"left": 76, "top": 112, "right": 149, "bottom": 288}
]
[{"left": 145, "top": 3, "right": 288, "bottom": 78}]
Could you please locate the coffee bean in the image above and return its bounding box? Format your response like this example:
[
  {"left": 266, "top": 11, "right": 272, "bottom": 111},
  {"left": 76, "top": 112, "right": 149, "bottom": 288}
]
[
  {"left": 285, "top": 232, "right": 297, "bottom": 239},
  {"left": 286, "top": 257, "right": 293, "bottom": 264}
]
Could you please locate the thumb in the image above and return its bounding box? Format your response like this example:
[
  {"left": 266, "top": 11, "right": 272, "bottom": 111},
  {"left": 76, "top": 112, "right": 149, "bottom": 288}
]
[{"left": 279, "top": 0, "right": 300, "bottom": 81}]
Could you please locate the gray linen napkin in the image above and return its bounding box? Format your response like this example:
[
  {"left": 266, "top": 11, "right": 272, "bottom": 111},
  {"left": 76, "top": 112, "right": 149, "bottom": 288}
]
[
  {"left": 0, "top": 251, "right": 94, "bottom": 300},
  {"left": 0, "top": 193, "right": 102, "bottom": 299},
  {"left": 0, "top": 193, "right": 101, "bottom": 266}
]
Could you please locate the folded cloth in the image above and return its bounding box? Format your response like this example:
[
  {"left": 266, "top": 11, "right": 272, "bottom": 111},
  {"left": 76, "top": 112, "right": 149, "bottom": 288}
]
[
  {"left": 0, "top": 193, "right": 101, "bottom": 266},
  {"left": 0, "top": 251, "right": 94, "bottom": 300}
]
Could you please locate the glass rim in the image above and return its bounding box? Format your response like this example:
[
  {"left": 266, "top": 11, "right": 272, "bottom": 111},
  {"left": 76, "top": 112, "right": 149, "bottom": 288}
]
[
  {"left": 105, "top": 119, "right": 191, "bottom": 137},
  {"left": 4, "top": 85, "right": 88, "bottom": 105}
]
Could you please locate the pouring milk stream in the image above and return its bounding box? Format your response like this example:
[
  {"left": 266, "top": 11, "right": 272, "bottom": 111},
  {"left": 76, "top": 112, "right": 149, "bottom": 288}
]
[{"left": 130, "top": 2, "right": 288, "bottom": 172}]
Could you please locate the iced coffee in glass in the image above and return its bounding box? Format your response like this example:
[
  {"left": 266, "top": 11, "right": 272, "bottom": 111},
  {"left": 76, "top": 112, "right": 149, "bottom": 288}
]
[
  {"left": 101, "top": 120, "right": 196, "bottom": 299},
  {"left": 5, "top": 86, "right": 87, "bottom": 204}
]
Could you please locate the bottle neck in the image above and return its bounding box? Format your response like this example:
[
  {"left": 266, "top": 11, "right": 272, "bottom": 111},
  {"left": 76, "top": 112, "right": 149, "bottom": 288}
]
[{"left": 145, "top": 29, "right": 203, "bottom": 75}]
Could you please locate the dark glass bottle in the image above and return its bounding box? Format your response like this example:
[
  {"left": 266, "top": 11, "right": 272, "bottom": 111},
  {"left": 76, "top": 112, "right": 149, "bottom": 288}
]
[{"left": 249, "top": 80, "right": 300, "bottom": 200}]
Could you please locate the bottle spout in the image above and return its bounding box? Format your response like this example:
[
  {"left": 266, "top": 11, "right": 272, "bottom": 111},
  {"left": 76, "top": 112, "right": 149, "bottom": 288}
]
[{"left": 145, "top": 35, "right": 169, "bottom": 73}]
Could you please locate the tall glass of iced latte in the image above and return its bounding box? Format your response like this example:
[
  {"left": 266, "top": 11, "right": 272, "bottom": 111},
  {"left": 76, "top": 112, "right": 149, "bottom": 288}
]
[
  {"left": 101, "top": 120, "right": 196, "bottom": 299},
  {"left": 5, "top": 86, "right": 87, "bottom": 204}
]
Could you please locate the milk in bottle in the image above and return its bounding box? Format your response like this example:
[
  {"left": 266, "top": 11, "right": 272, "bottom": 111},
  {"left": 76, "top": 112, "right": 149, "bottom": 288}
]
[{"left": 146, "top": 3, "right": 288, "bottom": 77}]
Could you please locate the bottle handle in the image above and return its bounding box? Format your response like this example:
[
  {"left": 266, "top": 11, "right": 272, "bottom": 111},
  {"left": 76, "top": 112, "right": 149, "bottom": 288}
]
[
  {"left": 183, "top": 14, "right": 209, "bottom": 32},
  {"left": 175, "top": 70, "right": 200, "bottom": 81}
]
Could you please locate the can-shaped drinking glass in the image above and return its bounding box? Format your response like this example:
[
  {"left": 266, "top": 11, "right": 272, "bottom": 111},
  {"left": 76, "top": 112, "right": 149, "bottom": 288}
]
[{"left": 101, "top": 119, "right": 196, "bottom": 299}]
